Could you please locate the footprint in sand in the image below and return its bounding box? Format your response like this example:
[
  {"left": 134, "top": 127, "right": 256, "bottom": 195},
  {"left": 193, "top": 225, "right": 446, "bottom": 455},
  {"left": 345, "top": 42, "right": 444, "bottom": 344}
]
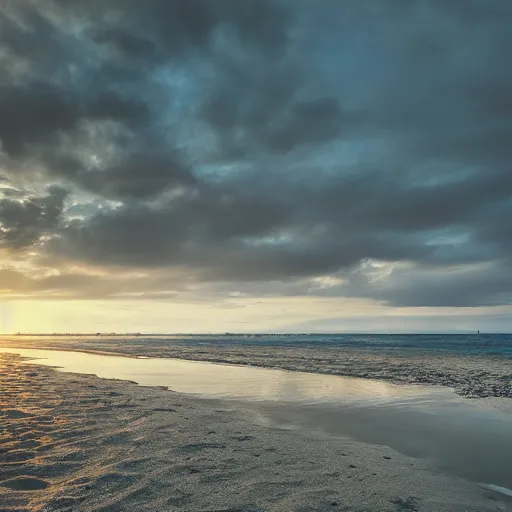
[
  {"left": 2, "top": 450, "right": 37, "bottom": 463},
  {"left": 391, "top": 496, "right": 420, "bottom": 511},
  {"left": 3, "top": 409, "right": 34, "bottom": 419},
  {"left": 0, "top": 476, "right": 49, "bottom": 491},
  {"left": 17, "top": 440, "right": 40, "bottom": 450}
]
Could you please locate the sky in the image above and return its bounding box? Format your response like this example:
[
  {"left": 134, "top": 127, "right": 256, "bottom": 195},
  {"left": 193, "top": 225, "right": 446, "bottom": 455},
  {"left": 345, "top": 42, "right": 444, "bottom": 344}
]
[{"left": 1, "top": 0, "right": 512, "bottom": 334}]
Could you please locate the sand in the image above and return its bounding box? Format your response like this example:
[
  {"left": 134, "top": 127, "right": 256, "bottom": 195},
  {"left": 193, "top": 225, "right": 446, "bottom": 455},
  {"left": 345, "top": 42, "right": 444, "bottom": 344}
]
[
  {"left": 1, "top": 352, "right": 510, "bottom": 512},
  {"left": 1, "top": 336, "right": 511, "bottom": 398}
]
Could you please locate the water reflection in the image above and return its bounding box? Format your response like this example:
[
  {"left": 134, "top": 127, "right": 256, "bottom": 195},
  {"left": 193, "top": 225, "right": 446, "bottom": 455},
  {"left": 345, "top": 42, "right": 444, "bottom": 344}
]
[{"left": 0, "top": 347, "right": 450, "bottom": 405}]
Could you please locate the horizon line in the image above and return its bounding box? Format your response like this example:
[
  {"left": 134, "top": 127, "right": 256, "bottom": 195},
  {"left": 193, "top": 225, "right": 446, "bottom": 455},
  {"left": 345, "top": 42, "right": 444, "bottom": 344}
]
[{"left": 1, "top": 331, "right": 505, "bottom": 336}]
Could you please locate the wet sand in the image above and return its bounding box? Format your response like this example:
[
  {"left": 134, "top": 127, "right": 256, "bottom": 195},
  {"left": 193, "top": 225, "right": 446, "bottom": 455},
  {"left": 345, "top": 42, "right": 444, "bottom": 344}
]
[
  {"left": 1, "top": 352, "right": 510, "bottom": 512},
  {"left": 1, "top": 336, "right": 511, "bottom": 398}
]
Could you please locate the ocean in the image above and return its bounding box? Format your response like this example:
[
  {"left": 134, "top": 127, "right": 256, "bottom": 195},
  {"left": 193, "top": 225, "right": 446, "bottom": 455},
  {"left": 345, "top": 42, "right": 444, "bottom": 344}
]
[
  {"left": 5, "top": 332, "right": 512, "bottom": 357},
  {"left": 128, "top": 332, "right": 512, "bottom": 356}
]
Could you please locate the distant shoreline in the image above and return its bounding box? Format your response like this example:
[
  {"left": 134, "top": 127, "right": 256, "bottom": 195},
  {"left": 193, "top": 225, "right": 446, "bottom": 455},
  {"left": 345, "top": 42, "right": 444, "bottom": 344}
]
[{"left": 4, "top": 331, "right": 509, "bottom": 336}]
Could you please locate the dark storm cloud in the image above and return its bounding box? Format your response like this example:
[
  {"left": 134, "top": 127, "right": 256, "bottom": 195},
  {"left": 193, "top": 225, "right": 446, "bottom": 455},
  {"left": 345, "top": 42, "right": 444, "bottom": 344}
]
[
  {"left": 1, "top": 0, "right": 512, "bottom": 308},
  {"left": 0, "top": 83, "right": 77, "bottom": 156},
  {"left": 383, "top": 265, "right": 512, "bottom": 308},
  {"left": 47, "top": 169, "right": 482, "bottom": 274},
  {"left": 339, "top": 261, "right": 512, "bottom": 308},
  {"left": 50, "top": 0, "right": 290, "bottom": 58},
  {"left": 0, "top": 81, "right": 150, "bottom": 154},
  {"left": 0, "top": 186, "right": 68, "bottom": 250},
  {"left": 0, "top": 0, "right": 292, "bottom": 197},
  {"left": 203, "top": 66, "right": 345, "bottom": 156},
  {"left": 77, "top": 154, "right": 196, "bottom": 200},
  {"left": 90, "top": 29, "right": 158, "bottom": 61},
  {"left": 0, "top": 7, "right": 70, "bottom": 79}
]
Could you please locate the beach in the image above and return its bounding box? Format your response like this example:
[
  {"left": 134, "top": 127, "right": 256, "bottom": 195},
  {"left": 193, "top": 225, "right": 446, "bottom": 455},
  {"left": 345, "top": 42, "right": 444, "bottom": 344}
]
[
  {"left": 2, "top": 0, "right": 512, "bottom": 509},
  {"left": 1, "top": 351, "right": 511, "bottom": 512}
]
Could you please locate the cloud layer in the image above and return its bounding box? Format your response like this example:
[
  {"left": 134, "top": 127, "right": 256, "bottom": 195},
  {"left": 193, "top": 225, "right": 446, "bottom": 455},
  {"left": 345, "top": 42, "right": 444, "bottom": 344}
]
[{"left": 1, "top": 0, "right": 512, "bottom": 311}]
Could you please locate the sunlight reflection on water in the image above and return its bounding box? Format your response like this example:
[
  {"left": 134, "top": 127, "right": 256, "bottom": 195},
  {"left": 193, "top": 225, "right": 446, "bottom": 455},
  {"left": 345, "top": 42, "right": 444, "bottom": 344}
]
[{"left": 0, "top": 347, "right": 451, "bottom": 406}]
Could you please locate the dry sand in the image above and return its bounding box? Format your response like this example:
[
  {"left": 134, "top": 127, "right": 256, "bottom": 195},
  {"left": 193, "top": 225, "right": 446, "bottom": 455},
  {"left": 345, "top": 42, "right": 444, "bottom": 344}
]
[{"left": 1, "top": 352, "right": 510, "bottom": 512}]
